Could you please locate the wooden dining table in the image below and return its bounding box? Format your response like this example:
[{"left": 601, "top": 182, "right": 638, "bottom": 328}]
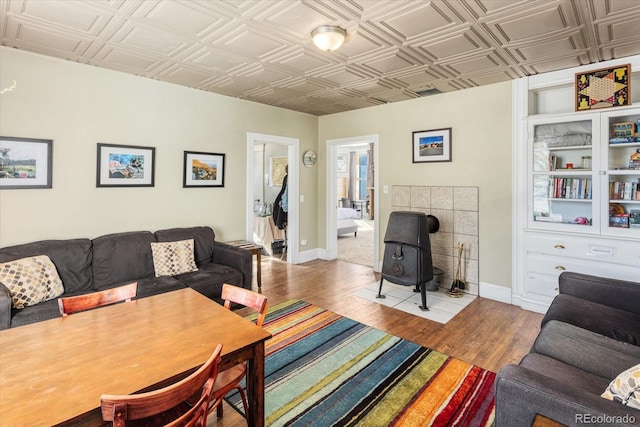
[{"left": 0, "top": 288, "right": 271, "bottom": 427}]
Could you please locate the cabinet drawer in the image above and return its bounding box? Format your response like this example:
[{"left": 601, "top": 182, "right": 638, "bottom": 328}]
[
  {"left": 524, "top": 232, "right": 639, "bottom": 266},
  {"left": 526, "top": 253, "right": 640, "bottom": 283},
  {"left": 524, "top": 271, "right": 559, "bottom": 301}
]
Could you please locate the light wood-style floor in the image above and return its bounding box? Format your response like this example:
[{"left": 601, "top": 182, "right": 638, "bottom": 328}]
[{"left": 210, "top": 256, "right": 544, "bottom": 426}]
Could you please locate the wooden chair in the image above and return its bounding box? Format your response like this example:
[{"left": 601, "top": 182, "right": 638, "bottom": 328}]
[
  {"left": 101, "top": 343, "right": 223, "bottom": 427},
  {"left": 58, "top": 282, "right": 138, "bottom": 316},
  {"left": 210, "top": 284, "right": 268, "bottom": 419}
]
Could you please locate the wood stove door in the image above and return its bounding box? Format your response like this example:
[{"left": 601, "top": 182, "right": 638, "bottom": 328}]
[{"left": 381, "top": 243, "right": 420, "bottom": 287}]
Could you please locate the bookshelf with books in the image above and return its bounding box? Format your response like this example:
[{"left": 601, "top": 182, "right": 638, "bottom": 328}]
[{"left": 513, "top": 57, "right": 640, "bottom": 314}]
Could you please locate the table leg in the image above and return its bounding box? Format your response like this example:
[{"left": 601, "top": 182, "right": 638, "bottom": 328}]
[
  {"left": 246, "top": 342, "right": 265, "bottom": 427},
  {"left": 256, "top": 251, "right": 262, "bottom": 288}
]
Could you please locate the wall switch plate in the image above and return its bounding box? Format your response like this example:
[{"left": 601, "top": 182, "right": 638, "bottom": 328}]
[{"left": 383, "top": 185, "right": 389, "bottom": 193}]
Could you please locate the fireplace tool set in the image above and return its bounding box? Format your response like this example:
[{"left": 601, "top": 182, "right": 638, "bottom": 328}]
[{"left": 448, "top": 243, "right": 465, "bottom": 298}]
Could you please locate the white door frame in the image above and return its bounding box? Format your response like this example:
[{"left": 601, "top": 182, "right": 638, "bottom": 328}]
[
  {"left": 326, "top": 134, "right": 380, "bottom": 271},
  {"left": 246, "top": 132, "right": 300, "bottom": 264}
]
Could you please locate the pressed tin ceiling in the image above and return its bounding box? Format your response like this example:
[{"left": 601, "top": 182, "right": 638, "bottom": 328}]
[{"left": 1, "top": 0, "right": 640, "bottom": 116}]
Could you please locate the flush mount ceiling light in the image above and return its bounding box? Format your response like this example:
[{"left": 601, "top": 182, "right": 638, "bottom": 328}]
[{"left": 311, "top": 25, "right": 346, "bottom": 52}]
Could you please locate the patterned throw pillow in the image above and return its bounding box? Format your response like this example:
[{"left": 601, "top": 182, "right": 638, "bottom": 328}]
[
  {"left": 602, "top": 364, "right": 640, "bottom": 409},
  {"left": 150, "top": 239, "right": 198, "bottom": 277},
  {"left": 0, "top": 255, "right": 65, "bottom": 309}
]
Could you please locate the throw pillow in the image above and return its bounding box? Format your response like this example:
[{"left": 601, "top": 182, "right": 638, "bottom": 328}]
[
  {"left": 601, "top": 364, "right": 640, "bottom": 410},
  {"left": 150, "top": 239, "right": 198, "bottom": 277},
  {"left": 0, "top": 255, "right": 65, "bottom": 309}
]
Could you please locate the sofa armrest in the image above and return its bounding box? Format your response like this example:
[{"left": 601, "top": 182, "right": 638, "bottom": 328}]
[
  {"left": 559, "top": 272, "right": 640, "bottom": 315},
  {"left": 0, "top": 283, "right": 12, "bottom": 330},
  {"left": 495, "top": 364, "right": 640, "bottom": 427},
  {"left": 212, "top": 242, "right": 253, "bottom": 290}
]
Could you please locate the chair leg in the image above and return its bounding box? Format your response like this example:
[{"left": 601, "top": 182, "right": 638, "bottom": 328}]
[
  {"left": 236, "top": 386, "right": 249, "bottom": 419},
  {"left": 216, "top": 400, "right": 224, "bottom": 418}
]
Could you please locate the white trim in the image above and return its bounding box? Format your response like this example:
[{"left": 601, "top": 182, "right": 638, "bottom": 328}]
[
  {"left": 298, "top": 248, "right": 320, "bottom": 264},
  {"left": 478, "top": 281, "right": 512, "bottom": 304},
  {"left": 325, "top": 134, "right": 380, "bottom": 272},
  {"left": 246, "top": 132, "right": 300, "bottom": 264}
]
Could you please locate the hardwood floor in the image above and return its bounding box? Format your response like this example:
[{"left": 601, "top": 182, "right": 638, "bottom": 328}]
[{"left": 209, "top": 256, "right": 544, "bottom": 426}]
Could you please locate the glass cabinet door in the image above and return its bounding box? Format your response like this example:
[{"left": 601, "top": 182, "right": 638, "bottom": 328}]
[
  {"left": 530, "top": 117, "right": 596, "bottom": 230},
  {"left": 602, "top": 109, "right": 640, "bottom": 237}
]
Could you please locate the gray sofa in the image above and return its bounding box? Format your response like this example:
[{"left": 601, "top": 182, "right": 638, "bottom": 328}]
[
  {"left": 496, "top": 272, "right": 640, "bottom": 426},
  {"left": 0, "top": 226, "right": 252, "bottom": 330}
]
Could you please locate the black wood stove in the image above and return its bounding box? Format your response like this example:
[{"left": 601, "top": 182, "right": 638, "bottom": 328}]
[{"left": 377, "top": 211, "right": 436, "bottom": 311}]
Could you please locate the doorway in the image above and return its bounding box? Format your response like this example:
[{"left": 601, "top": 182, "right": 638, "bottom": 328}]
[
  {"left": 246, "top": 132, "right": 299, "bottom": 264},
  {"left": 326, "top": 134, "right": 380, "bottom": 271}
]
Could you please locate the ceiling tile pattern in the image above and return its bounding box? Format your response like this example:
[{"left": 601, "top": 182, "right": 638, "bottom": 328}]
[{"left": 1, "top": 0, "right": 640, "bottom": 115}]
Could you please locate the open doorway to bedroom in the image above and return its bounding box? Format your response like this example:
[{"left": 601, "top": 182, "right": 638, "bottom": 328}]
[
  {"left": 326, "top": 135, "right": 379, "bottom": 271},
  {"left": 336, "top": 145, "right": 374, "bottom": 266}
]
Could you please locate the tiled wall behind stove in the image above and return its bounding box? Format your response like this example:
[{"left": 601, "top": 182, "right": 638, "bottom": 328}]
[{"left": 391, "top": 186, "right": 479, "bottom": 295}]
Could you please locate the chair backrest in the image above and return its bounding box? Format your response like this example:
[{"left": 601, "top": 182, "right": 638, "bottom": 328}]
[
  {"left": 221, "top": 284, "right": 269, "bottom": 327},
  {"left": 58, "top": 282, "right": 138, "bottom": 316},
  {"left": 100, "top": 343, "right": 223, "bottom": 427}
]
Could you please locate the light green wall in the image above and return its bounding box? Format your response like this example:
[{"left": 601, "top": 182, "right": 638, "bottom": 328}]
[
  {"left": 317, "top": 83, "right": 513, "bottom": 288},
  {"left": 1, "top": 47, "right": 514, "bottom": 289},
  {"left": 0, "top": 47, "right": 318, "bottom": 246}
]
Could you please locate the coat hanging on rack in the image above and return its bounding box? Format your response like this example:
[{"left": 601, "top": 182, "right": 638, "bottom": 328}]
[{"left": 273, "top": 173, "right": 288, "bottom": 230}]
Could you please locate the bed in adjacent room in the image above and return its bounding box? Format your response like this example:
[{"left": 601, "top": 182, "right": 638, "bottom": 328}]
[{"left": 337, "top": 207, "right": 358, "bottom": 237}]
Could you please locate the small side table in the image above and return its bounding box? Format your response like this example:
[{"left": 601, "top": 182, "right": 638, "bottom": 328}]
[{"left": 225, "top": 240, "right": 263, "bottom": 288}]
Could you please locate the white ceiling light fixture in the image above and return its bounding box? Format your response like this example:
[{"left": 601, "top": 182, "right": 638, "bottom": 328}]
[{"left": 311, "top": 25, "right": 346, "bottom": 52}]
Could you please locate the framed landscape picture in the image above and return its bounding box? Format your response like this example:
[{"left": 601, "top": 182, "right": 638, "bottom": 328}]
[
  {"left": 412, "top": 128, "right": 452, "bottom": 163},
  {"left": 183, "top": 151, "right": 225, "bottom": 187},
  {"left": 0, "top": 136, "right": 53, "bottom": 189},
  {"left": 96, "top": 143, "right": 155, "bottom": 187}
]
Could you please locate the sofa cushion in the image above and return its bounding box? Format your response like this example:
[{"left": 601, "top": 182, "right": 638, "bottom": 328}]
[
  {"left": 0, "top": 255, "right": 64, "bottom": 309},
  {"left": 10, "top": 298, "right": 61, "bottom": 327},
  {"left": 155, "top": 227, "right": 215, "bottom": 267},
  {"left": 533, "top": 320, "right": 640, "bottom": 380},
  {"left": 150, "top": 239, "right": 198, "bottom": 277},
  {"left": 174, "top": 262, "right": 242, "bottom": 302},
  {"left": 92, "top": 231, "right": 156, "bottom": 290},
  {"left": 602, "top": 364, "right": 640, "bottom": 410},
  {"left": 542, "top": 294, "right": 640, "bottom": 346},
  {"left": 520, "top": 353, "right": 611, "bottom": 396},
  {"left": 0, "top": 239, "right": 93, "bottom": 293},
  {"left": 134, "top": 276, "right": 187, "bottom": 299}
]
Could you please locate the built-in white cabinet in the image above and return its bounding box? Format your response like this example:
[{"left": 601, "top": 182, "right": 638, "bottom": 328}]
[{"left": 513, "top": 56, "right": 640, "bottom": 314}]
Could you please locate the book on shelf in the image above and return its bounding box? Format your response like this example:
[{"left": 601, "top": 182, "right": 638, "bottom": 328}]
[
  {"left": 609, "top": 180, "right": 640, "bottom": 201},
  {"left": 548, "top": 177, "right": 592, "bottom": 199}
]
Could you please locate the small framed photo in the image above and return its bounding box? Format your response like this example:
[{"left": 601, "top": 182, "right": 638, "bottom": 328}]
[
  {"left": 183, "top": 151, "right": 225, "bottom": 187},
  {"left": 0, "top": 136, "right": 53, "bottom": 189},
  {"left": 412, "top": 128, "right": 452, "bottom": 163},
  {"left": 97, "top": 143, "right": 155, "bottom": 187}
]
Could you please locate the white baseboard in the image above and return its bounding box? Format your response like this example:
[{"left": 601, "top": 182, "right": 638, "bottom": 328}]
[
  {"left": 478, "top": 281, "right": 512, "bottom": 304},
  {"left": 297, "top": 248, "right": 321, "bottom": 264}
]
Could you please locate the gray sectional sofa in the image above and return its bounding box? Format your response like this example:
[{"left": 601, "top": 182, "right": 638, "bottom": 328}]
[
  {"left": 496, "top": 272, "right": 640, "bottom": 426},
  {"left": 0, "top": 226, "right": 252, "bottom": 330}
]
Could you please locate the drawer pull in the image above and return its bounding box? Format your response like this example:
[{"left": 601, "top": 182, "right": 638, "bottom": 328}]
[
  {"left": 554, "top": 244, "right": 565, "bottom": 249},
  {"left": 555, "top": 266, "right": 566, "bottom": 271}
]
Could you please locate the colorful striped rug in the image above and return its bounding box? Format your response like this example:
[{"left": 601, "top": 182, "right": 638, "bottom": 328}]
[{"left": 227, "top": 299, "right": 496, "bottom": 426}]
